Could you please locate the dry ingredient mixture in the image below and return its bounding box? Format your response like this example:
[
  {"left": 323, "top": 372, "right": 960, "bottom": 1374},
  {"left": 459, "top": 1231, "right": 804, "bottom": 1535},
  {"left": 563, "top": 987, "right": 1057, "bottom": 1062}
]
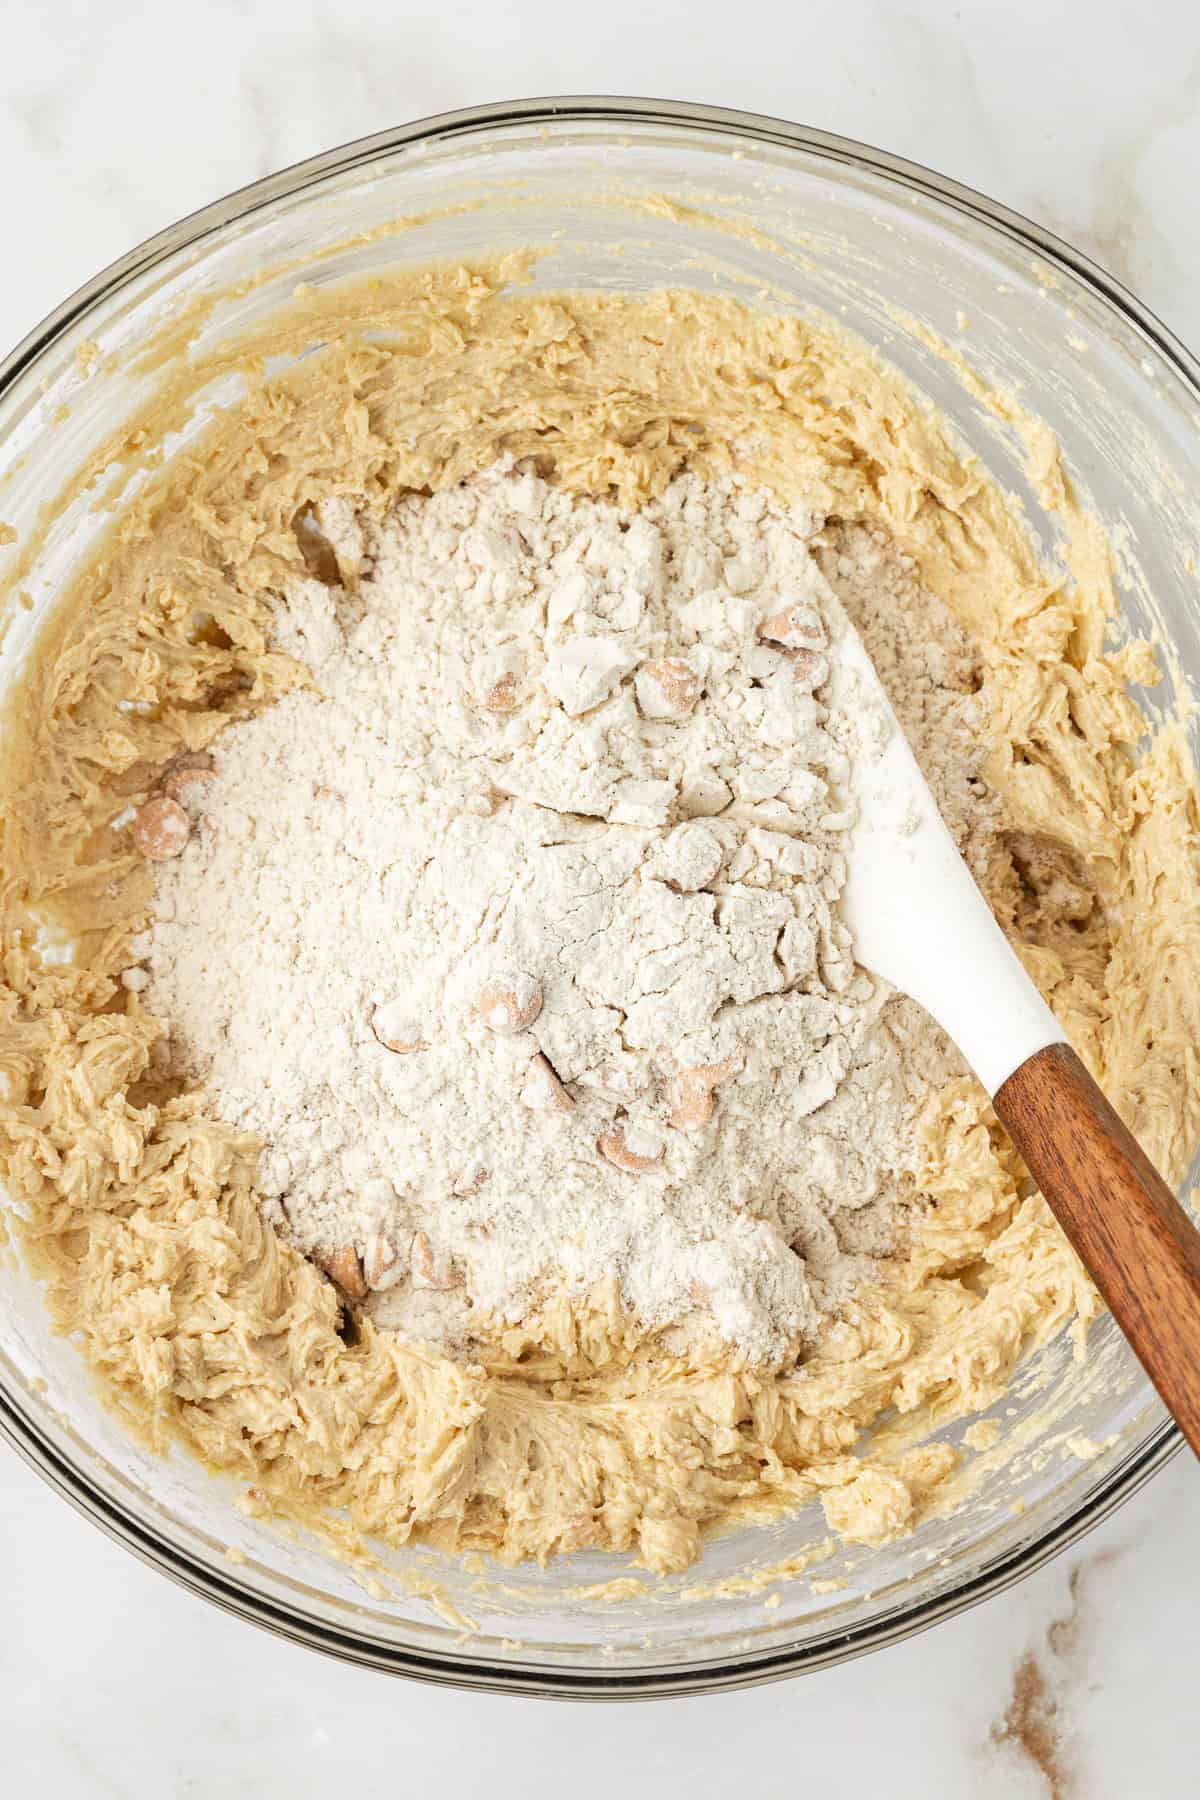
[
  {"left": 136, "top": 466, "right": 980, "bottom": 1366},
  {"left": 3, "top": 258, "right": 1199, "bottom": 1575}
]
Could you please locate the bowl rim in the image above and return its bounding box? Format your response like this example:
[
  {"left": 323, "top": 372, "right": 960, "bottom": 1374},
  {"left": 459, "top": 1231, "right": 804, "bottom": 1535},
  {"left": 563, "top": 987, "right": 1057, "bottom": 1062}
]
[{"left": 0, "top": 93, "right": 1188, "bottom": 1698}]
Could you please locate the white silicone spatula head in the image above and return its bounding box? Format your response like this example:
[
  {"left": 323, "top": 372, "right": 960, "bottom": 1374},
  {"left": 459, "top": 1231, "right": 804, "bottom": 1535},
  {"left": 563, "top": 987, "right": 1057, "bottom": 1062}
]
[{"left": 829, "top": 607, "right": 1064, "bottom": 1097}]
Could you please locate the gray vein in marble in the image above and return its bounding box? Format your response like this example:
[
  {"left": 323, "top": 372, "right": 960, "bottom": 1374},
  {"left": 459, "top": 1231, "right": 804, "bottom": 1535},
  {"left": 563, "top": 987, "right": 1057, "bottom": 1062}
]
[{"left": 987, "top": 1547, "right": 1128, "bottom": 1799}]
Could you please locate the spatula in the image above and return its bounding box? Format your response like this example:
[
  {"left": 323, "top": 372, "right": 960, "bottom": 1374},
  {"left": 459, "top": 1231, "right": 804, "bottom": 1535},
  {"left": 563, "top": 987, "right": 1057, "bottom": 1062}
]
[{"left": 832, "top": 610, "right": 1200, "bottom": 1456}]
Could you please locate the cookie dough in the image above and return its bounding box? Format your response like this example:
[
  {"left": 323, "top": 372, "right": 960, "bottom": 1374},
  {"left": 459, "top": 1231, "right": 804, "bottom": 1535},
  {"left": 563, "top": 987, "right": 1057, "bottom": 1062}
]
[{"left": 2, "top": 258, "right": 1199, "bottom": 1572}]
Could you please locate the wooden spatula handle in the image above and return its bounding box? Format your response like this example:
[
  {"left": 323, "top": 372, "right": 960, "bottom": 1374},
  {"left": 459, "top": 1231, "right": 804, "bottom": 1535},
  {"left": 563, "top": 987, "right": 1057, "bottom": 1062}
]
[{"left": 994, "top": 1042, "right": 1200, "bottom": 1457}]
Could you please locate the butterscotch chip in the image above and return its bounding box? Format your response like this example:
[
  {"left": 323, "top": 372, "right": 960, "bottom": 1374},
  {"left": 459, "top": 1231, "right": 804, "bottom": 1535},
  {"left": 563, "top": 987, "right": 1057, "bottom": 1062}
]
[
  {"left": 163, "top": 765, "right": 215, "bottom": 811},
  {"left": 758, "top": 603, "right": 826, "bottom": 651},
  {"left": 321, "top": 1245, "right": 367, "bottom": 1299},
  {"left": 476, "top": 971, "right": 542, "bottom": 1034},
  {"left": 411, "top": 1230, "right": 463, "bottom": 1290},
  {"left": 363, "top": 1232, "right": 404, "bottom": 1291},
  {"left": 668, "top": 1051, "right": 744, "bottom": 1131},
  {"left": 635, "top": 657, "right": 703, "bottom": 719},
  {"left": 481, "top": 670, "right": 521, "bottom": 712},
  {"left": 132, "top": 796, "right": 191, "bottom": 861},
  {"left": 596, "top": 1123, "right": 663, "bottom": 1174},
  {"left": 371, "top": 999, "right": 426, "bottom": 1054},
  {"left": 786, "top": 647, "right": 829, "bottom": 692},
  {"left": 669, "top": 1070, "right": 717, "bottom": 1131}
]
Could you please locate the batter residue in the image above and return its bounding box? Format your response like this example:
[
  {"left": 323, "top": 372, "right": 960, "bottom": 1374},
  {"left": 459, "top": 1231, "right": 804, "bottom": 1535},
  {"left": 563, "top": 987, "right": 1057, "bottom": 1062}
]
[{"left": 2, "top": 261, "right": 1198, "bottom": 1573}]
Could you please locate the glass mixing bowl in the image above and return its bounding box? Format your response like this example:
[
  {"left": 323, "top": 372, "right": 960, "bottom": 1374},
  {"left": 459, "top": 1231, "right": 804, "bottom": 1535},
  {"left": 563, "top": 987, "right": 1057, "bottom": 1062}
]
[{"left": 2, "top": 98, "right": 1198, "bottom": 1698}]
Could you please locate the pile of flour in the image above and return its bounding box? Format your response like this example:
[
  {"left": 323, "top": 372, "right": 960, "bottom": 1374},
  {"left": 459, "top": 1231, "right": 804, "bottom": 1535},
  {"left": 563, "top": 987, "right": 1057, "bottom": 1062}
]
[{"left": 133, "top": 464, "right": 985, "bottom": 1365}]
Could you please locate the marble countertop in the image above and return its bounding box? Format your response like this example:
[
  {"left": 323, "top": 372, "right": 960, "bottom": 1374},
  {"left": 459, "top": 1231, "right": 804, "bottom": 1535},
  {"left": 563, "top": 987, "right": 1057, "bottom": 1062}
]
[{"left": 2, "top": 1, "right": 1198, "bottom": 1792}]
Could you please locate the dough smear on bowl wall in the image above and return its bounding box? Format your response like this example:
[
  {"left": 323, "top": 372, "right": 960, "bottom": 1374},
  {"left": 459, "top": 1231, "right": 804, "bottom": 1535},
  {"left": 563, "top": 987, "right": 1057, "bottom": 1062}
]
[{"left": 2, "top": 246, "right": 1199, "bottom": 1584}]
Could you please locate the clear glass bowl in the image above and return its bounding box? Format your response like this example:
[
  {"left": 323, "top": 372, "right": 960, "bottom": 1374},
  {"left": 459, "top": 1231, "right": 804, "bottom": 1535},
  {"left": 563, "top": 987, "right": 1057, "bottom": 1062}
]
[{"left": 2, "top": 98, "right": 1198, "bottom": 1698}]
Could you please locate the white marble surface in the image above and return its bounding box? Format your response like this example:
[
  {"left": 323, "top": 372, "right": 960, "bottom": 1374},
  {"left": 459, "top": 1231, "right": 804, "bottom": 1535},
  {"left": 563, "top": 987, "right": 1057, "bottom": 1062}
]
[{"left": 2, "top": 1, "right": 1199, "bottom": 1792}]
